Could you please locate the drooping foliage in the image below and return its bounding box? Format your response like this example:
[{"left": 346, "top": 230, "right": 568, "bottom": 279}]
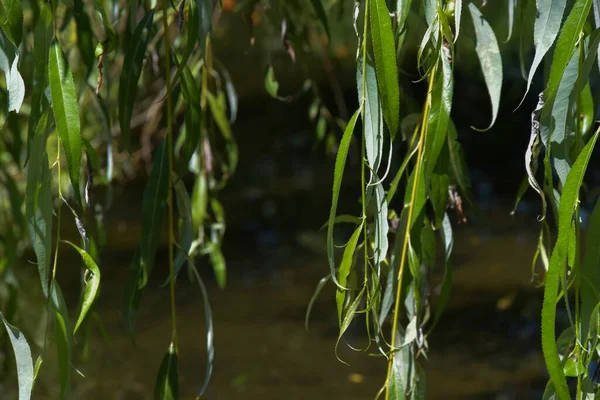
[{"left": 0, "top": 0, "right": 599, "bottom": 399}]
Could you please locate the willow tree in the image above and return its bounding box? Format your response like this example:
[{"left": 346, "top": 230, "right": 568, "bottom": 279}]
[{"left": 0, "top": 0, "right": 599, "bottom": 399}]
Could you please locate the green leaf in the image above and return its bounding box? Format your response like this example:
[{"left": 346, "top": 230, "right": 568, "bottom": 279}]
[
  {"left": 310, "top": 0, "right": 330, "bottom": 37},
  {"left": 208, "top": 244, "right": 226, "bottom": 289},
  {"left": 357, "top": 58, "right": 384, "bottom": 178},
  {"left": 197, "top": 0, "right": 212, "bottom": 53},
  {"left": 140, "top": 140, "right": 169, "bottom": 284},
  {"left": 306, "top": 275, "right": 330, "bottom": 330},
  {"left": 372, "top": 182, "right": 389, "bottom": 271},
  {"left": 370, "top": 0, "right": 400, "bottom": 138},
  {"left": 94, "top": 0, "right": 117, "bottom": 52},
  {"left": 49, "top": 41, "right": 83, "bottom": 207},
  {"left": 429, "top": 213, "right": 453, "bottom": 331},
  {"left": 51, "top": 281, "right": 72, "bottom": 399},
  {"left": 387, "top": 326, "right": 410, "bottom": 399},
  {"left": 468, "top": 4, "right": 502, "bottom": 131},
  {"left": 264, "top": 65, "right": 279, "bottom": 98},
  {"left": 0, "top": 0, "right": 23, "bottom": 46},
  {"left": 191, "top": 173, "right": 207, "bottom": 232},
  {"left": 404, "top": 166, "right": 426, "bottom": 228},
  {"left": 172, "top": 181, "right": 193, "bottom": 280},
  {"left": 336, "top": 222, "right": 363, "bottom": 326},
  {"left": 425, "top": 49, "right": 453, "bottom": 179},
  {"left": 521, "top": 0, "right": 567, "bottom": 102},
  {"left": 74, "top": 0, "right": 95, "bottom": 74},
  {"left": 327, "top": 108, "right": 361, "bottom": 290},
  {"left": 0, "top": 312, "right": 33, "bottom": 400},
  {"left": 118, "top": 9, "right": 154, "bottom": 151},
  {"left": 26, "top": 111, "right": 52, "bottom": 297},
  {"left": 580, "top": 198, "right": 600, "bottom": 343},
  {"left": 28, "top": 4, "right": 53, "bottom": 160},
  {"left": 154, "top": 342, "right": 179, "bottom": 400},
  {"left": 176, "top": 61, "right": 201, "bottom": 172},
  {"left": 541, "top": 132, "right": 599, "bottom": 400},
  {"left": 454, "top": 0, "right": 462, "bottom": 41},
  {"left": 63, "top": 241, "right": 101, "bottom": 334},
  {"left": 545, "top": 0, "right": 592, "bottom": 105}
]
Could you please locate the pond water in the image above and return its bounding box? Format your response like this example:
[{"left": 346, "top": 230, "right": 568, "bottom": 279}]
[{"left": 15, "top": 194, "right": 550, "bottom": 400}]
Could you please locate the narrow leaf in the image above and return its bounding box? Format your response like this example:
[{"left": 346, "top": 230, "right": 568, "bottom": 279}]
[
  {"left": 0, "top": 0, "right": 23, "bottom": 46},
  {"left": 26, "top": 111, "right": 52, "bottom": 297},
  {"left": 140, "top": 141, "right": 169, "bottom": 284},
  {"left": 51, "top": 281, "right": 72, "bottom": 399},
  {"left": 468, "top": 3, "right": 502, "bottom": 131},
  {"left": 7, "top": 54, "right": 24, "bottom": 113},
  {"left": 0, "top": 312, "right": 33, "bottom": 400},
  {"left": 28, "top": 4, "right": 53, "bottom": 160},
  {"left": 310, "top": 0, "right": 330, "bottom": 37},
  {"left": 49, "top": 41, "right": 83, "bottom": 207},
  {"left": 336, "top": 222, "right": 363, "bottom": 325},
  {"left": 370, "top": 0, "right": 400, "bottom": 138},
  {"left": 118, "top": 9, "right": 154, "bottom": 151},
  {"left": 521, "top": 0, "right": 567, "bottom": 102},
  {"left": 542, "top": 132, "right": 599, "bottom": 400},
  {"left": 64, "top": 241, "right": 101, "bottom": 334},
  {"left": 154, "top": 342, "right": 179, "bottom": 400},
  {"left": 327, "top": 108, "right": 361, "bottom": 290}
]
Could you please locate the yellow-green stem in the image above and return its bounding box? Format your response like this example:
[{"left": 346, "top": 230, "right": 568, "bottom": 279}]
[
  {"left": 162, "top": 1, "right": 178, "bottom": 350},
  {"left": 360, "top": 0, "right": 370, "bottom": 290},
  {"left": 384, "top": 65, "right": 436, "bottom": 399}
]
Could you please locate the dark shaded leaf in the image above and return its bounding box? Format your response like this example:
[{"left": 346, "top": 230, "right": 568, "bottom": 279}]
[
  {"left": 51, "top": 281, "right": 72, "bottom": 399},
  {"left": 118, "top": 9, "right": 154, "bottom": 151},
  {"left": 154, "top": 342, "right": 178, "bottom": 400},
  {"left": 27, "top": 4, "right": 53, "bottom": 161},
  {"left": 0, "top": 0, "right": 23, "bottom": 46},
  {"left": 140, "top": 141, "right": 169, "bottom": 284},
  {"left": 310, "top": 0, "right": 330, "bottom": 37},
  {"left": 26, "top": 111, "right": 52, "bottom": 297}
]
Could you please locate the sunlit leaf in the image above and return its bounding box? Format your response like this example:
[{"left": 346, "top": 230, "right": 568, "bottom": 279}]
[
  {"left": 468, "top": 3, "right": 502, "bottom": 131},
  {"left": 264, "top": 65, "right": 279, "bottom": 98},
  {"left": 49, "top": 41, "right": 83, "bottom": 207},
  {"left": 505, "top": 0, "right": 516, "bottom": 42},
  {"left": 370, "top": 0, "right": 399, "bottom": 138},
  {"left": 154, "top": 342, "right": 178, "bottom": 400},
  {"left": 545, "top": 0, "right": 592, "bottom": 105},
  {"left": 425, "top": 48, "right": 453, "bottom": 179},
  {"left": 357, "top": 58, "right": 384, "bottom": 177},
  {"left": 26, "top": 111, "right": 52, "bottom": 297},
  {"left": 372, "top": 182, "right": 389, "bottom": 272},
  {"left": 119, "top": 9, "right": 154, "bottom": 151},
  {"left": 542, "top": 132, "right": 598, "bottom": 400},
  {"left": 521, "top": 0, "right": 566, "bottom": 103},
  {"left": 7, "top": 54, "right": 24, "bottom": 113},
  {"left": 63, "top": 241, "right": 101, "bottom": 334},
  {"left": 0, "top": 312, "right": 33, "bottom": 400},
  {"left": 327, "top": 108, "right": 361, "bottom": 290},
  {"left": 191, "top": 173, "right": 207, "bottom": 232},
  {"left": 209, "top": 244, "right": 226, "bottom": 289}
]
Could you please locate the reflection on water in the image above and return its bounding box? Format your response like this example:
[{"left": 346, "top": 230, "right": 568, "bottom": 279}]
[{"left": 17, "top": 200, "right": 551, "bottom": 400}]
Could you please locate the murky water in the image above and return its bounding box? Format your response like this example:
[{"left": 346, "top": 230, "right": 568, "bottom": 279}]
[{"left": 11, "top": 197, "right": 550, "bottom": 400}]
